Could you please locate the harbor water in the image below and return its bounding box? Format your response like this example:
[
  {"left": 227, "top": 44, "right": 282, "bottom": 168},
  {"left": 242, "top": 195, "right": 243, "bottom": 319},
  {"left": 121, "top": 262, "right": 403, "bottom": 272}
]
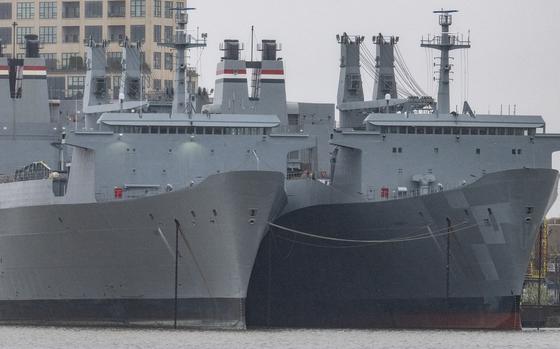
[{"left": 0, "top": 327, "right": 558, "bottom": 349}]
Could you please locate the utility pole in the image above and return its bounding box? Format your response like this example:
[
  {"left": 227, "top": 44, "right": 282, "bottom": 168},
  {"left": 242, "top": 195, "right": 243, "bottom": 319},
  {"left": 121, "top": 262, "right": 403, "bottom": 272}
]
[{"left": 174, "top": 219, "right": 180, "bottom": 329}]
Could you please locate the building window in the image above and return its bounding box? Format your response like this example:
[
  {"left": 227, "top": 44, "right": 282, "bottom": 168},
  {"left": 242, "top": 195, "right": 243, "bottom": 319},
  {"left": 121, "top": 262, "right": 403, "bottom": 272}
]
[
  {"left": 130, "top": 25, "right": 145, "bottom": 42},
  {"left": 62, "top": 2, "right": 80, "bottom": 18},
  {"left": 41, "top": 53, "right": 57, "bottom": 70},
  {"left": 61, "top": 53, "right": 82, "bottom": 69},
  {"left": 107, "top": 52, "right": 122, "bottom": 70},
  {"left": 517, "top": 149, "right": 522, "bottom": 155},
  {"left": 164, "top": 79, "right": 173, "bottom": 93},
  {"left": 108, "top": 1, "right": 125, "bottom": 17},
  {"left": 398, "top": 147, "right": 402, "bottom": 153},
  {"left": 47, "top": 76, "right": 65, "bottom": 99},
  {"left": 434, "top": 147, "right": 438, "bottom": 153},
  {"left": 39, "top": 26, "right": 57, "bottom": 44},
  {"left": 16, "top": 2, "right": 34, "bottom": 19},
  {"left": 67, "top": 75, "right": 85, "bottom": 98},
  {"left": 164, "top": 1, "right": 173, "bottom": 18},
  {"left": 153, "top": 0, "right": 161, "bottom": 17},
  {"left": 476, "top": 148, "right": 480, "bottom": 155},
  {"left": 0, "top": 3, "right": 12, "bottom": 19},
  {"left": 153, "top": 52, "right": 161, "bottom": 69},
  {"left": 85, "top": 1, "right": 103, "bottom": 18},
  {"left": 392, "top": 147, "right": 396, "bottom": 153},
  {"left": 512, "top": 149, "right": 516, "bottom": 155},
  {"left": 16, "top": 27, "right": 32, "bottom": 44},
  {"left": 108, "top": 25, "right": 126, "bottom": 42},
  {"left": 164, "top": 52, "right": 173, "bottom": 70},
  {"left": 62, "top": 26, "right": 80, "bottom": 43},
  {"left": 175, "top": 2, "right": 184, "bottom": 18},
  {"left": 85, "top": 26, "right": 102, "bottom": 42},
  {"left": 153, "top": 78, "right": 161, "bottom": 91},
  {"left": 39, "top": 2, "right": 57, "bottom": 19},
  {"left": 153, "top": 25, "right": 161, "bottom": 43},
  {"left": 164, "top": 26, "right": 173, "bottom": 43},
  {"left": 130, "top": 0, "right": 145, "bottom": 17},
  {"left": 0, "top": 27, "right": 11, "bottom": 44}
]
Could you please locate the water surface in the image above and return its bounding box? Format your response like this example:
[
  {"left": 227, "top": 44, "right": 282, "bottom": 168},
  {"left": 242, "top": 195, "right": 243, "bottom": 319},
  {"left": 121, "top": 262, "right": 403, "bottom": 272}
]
[{"left": 0, "top": 327, "right": 557, "bottom": 349}]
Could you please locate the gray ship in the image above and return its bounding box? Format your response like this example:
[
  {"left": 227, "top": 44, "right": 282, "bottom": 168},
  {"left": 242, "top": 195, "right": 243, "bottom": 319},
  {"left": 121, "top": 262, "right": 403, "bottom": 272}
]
[
  {"left": 0, "top": 9, "right": 331, "bottom": 328},
  {"left": 246, "top": 10, "right": 560, "bottom": 330}
]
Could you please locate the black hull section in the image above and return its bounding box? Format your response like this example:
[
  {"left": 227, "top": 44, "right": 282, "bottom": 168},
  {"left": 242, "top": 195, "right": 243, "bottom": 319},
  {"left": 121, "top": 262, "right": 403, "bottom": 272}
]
[
  {"left": 0, "top": 298, "right": 245, "bottom": 329},
  {"left": 246, "top": 169, "right": 558, "bottom": 330}
]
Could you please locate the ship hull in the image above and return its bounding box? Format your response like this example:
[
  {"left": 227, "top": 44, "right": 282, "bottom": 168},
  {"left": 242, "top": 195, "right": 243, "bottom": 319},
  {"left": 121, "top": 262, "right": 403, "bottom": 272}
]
[
  {"left": 0, "top": 171, "right": 286, "bottom": 329},
  {"left": 247, "top": 168, "right": 558, "bottom": 330}
]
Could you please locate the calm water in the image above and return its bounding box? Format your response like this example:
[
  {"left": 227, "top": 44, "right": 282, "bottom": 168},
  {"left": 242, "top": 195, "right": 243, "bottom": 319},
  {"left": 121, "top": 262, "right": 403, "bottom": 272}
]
[{"left": 0, "top": 327, "right": 558, "bottom": 349}]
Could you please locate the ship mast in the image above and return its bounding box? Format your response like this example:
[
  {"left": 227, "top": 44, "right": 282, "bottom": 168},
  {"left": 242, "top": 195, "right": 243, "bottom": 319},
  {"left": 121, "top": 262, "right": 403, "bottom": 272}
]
[
  {"left": 159, "top": 6, "right": 206, "bottom": 115},
  {"left": 421, "top": 9, "right": 470, "bottom": 114}
]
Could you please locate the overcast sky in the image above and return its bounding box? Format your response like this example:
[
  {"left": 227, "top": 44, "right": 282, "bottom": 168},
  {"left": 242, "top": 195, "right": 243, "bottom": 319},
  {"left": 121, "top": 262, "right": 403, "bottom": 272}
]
[{"left": 186, "top": 0, "right": 560, "bottom": 215}]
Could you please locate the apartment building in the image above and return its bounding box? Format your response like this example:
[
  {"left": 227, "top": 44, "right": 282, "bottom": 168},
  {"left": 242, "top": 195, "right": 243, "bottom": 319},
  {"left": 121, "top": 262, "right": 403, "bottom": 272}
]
[{"left": 0, "top": 0, "right": 191, "bottom": 100}]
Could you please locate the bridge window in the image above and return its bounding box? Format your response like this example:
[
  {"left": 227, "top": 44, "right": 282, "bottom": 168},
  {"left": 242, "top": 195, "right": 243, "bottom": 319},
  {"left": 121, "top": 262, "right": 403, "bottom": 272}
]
[
  {"left": 507, "top": 128, "right": 514, "bottom": 136},
  {"left": 434, "top": 127, "right": 442, "bottom": 134},
  {"left": 399, "top": 126, "right": 407, "bottom": 134},
  {"left": 443, "top": 127, "right": 451, "bottom": 135},
  {"left": 479, "top": 128, "right": 487, "bottom": 135},
  {"left": 461, "top": 128, "right": 469, "bottom": 135},
  {"left": 488, "top": 128, "right": 496, "bottom": 135},
  {"left": 452, "top": 128, "right": 460, "bottom": 135}
]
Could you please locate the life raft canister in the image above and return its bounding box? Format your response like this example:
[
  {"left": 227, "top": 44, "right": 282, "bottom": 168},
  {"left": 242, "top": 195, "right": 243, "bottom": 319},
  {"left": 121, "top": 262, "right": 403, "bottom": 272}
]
[{"left": 114, "top": 187, "right": 123, "bottom": 199}]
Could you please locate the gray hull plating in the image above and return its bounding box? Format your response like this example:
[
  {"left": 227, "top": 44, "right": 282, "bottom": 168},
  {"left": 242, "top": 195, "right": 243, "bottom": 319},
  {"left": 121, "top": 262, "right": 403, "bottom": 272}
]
[
  {"left": 247, "top": 169, "right": 558, "bottom": 329},
  {"left": 0, "top": 171, "right": 286, "bottom": 329}
]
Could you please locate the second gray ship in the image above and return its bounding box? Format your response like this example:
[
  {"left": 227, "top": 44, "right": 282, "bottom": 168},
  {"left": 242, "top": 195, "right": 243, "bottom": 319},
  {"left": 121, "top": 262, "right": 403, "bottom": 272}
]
[{"left": 246, "top": 10, "right": 560, "bottom": 330}]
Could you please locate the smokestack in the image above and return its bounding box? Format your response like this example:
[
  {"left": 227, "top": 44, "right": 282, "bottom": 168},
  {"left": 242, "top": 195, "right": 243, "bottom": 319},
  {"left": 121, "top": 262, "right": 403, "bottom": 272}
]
[
  {"left": 261, "top": 40, "right": 277, "bottom": 61},
  {"left": 223, "top": 40, "right": 240, "bottom": 60},
  {"left": 24, "top": 34, "right": 40, "bottom": 58}
]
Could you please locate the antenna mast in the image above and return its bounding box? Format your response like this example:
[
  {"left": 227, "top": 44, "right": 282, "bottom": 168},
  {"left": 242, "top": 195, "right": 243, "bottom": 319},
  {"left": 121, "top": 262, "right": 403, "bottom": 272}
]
[
  {"left": 250, "top": 25, "right": 254, "bottom": 62},
  {"left": 421, "top": 9, "right": 470, "bottom": 114},
  {"left": 159, "top": 6, "right": 207, "bottom": 114}
]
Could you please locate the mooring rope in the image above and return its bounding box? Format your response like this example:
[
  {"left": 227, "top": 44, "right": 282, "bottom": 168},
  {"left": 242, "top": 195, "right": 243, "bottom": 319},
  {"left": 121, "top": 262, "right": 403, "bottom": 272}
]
[{"left": 268, "top": 221, "right": 478, "bottom": 245}]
